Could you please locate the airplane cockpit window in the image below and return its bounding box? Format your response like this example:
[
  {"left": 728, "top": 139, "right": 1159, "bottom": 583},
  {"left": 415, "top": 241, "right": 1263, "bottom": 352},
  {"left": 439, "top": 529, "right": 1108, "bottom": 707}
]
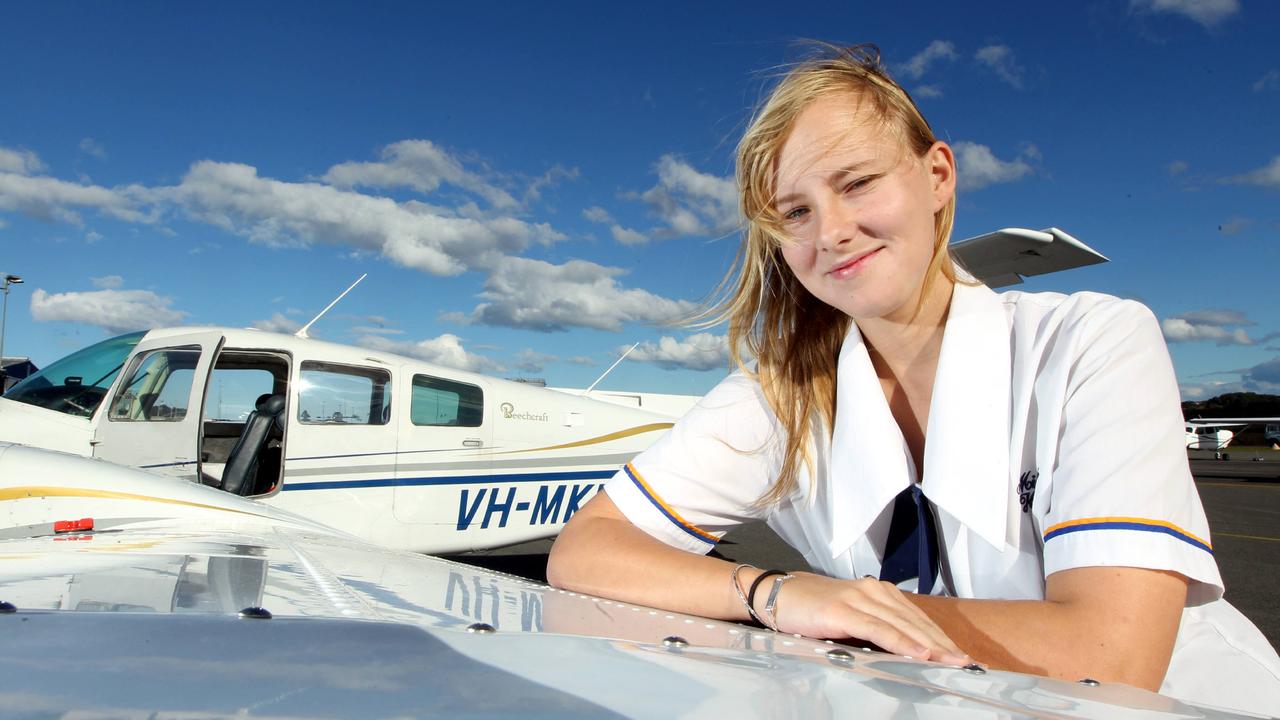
[
  {"left": 297, "top": 362, "right": 391, "bottom": 425},
  {"left": 108, "top": 347, "right": 201, "bottom": 422},
  {"left": 3, "top": 331, "right": 145, "bottom": 418},
  {"left": 411, "top": 374, "right": 483, "bottom": 427}
]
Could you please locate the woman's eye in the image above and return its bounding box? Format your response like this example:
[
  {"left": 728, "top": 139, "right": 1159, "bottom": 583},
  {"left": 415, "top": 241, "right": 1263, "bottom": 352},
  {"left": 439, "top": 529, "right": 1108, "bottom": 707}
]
[
  {"left": 782, "top": 206, "right": 808, "bottom": 222},
  {"left": 843, "top": 175, "right": 875, "bottom": 193}
]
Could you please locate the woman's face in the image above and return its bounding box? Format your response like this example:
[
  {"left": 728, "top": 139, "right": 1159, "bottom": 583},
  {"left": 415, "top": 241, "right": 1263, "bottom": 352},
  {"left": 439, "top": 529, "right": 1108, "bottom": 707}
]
[{"left": 773, "top": 92, "right": 954, "bottom": 324}]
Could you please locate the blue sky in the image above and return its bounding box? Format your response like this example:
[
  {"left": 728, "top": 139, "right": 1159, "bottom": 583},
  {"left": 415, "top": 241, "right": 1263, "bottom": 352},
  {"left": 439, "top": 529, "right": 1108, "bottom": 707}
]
[{"left": 1, "top": 0, "right": 1277, "bottom": 399}]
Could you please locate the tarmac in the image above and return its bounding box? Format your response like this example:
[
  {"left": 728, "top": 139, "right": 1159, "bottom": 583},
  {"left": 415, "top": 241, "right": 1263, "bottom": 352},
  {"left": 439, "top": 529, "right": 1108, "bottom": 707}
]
[{"left": 451, "top": 454, "right": 1280, "bottom": 652}]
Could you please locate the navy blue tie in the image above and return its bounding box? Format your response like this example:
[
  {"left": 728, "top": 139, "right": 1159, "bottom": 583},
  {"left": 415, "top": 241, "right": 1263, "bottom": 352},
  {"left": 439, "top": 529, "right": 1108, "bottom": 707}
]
[{"left": 879, "top": 485, "right": 940, "bottom": 594}]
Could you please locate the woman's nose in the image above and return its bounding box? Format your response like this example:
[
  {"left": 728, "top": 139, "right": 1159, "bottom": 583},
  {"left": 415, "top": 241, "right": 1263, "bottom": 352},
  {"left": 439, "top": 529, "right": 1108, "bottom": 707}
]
[{"left": 814, "top": 198, "right": 855, "bottom": 252}]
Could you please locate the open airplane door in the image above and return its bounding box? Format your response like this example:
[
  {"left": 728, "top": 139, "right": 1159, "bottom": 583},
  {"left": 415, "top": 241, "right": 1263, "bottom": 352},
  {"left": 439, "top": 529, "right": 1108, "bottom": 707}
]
[
  {"left": 91, "top": 330, "right": 226, "bottom": 481},
  {"left": 950, "top": 227, "right": 1108, "bottom": 288}
]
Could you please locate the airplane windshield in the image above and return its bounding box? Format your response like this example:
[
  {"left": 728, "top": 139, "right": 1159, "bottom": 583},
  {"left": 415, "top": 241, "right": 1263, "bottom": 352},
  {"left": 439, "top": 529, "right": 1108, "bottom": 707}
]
[{"left": 4, "top": 331, "right": 146, "bottom": 418}]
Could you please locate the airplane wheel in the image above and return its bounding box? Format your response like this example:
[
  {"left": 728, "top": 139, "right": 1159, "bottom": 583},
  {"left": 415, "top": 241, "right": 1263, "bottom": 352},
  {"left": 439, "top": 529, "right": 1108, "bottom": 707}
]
[{"left": 1221, "top": 452, "right": 1230, "bottom": 461}]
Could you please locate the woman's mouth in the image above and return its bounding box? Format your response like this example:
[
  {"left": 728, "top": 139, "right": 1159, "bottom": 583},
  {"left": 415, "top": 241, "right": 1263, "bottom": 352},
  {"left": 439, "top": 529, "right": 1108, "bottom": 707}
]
[{"left": 827, "top": 247, "right": 882, "bottom": 279}]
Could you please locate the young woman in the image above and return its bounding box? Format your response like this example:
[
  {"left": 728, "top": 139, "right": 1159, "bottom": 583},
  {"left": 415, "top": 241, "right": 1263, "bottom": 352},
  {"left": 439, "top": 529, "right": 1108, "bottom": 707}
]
[{"left": 547, "top": 45, "right": 1280, "bottom": 714}]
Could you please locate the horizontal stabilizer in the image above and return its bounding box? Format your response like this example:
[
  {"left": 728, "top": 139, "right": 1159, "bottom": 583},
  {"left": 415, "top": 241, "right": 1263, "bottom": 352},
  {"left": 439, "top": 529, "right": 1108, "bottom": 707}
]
[{"left": 950, "top": 227, "right": 1108, "bottom": 288}]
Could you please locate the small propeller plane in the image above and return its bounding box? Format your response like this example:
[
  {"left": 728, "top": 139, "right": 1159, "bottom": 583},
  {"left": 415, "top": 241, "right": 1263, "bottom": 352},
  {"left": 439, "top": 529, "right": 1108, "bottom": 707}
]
[
  {"left": 1185, "top": 417, "right": 1280, "bottom": 453},
  {"left": 0, "top": 227, "right": 1106, "bottom": 554}
]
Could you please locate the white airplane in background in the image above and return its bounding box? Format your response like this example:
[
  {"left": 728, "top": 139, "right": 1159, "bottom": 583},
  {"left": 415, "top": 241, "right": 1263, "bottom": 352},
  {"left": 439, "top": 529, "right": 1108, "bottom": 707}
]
[
  {"left": 0, "top": 227, "right": 1105, "bottom": 554},
  {"left": 0, "top": 442, "right": 1252, "bottom": 719},
  {"left": 1185, "top": 417, "right": 1280, "bottom": 453}
]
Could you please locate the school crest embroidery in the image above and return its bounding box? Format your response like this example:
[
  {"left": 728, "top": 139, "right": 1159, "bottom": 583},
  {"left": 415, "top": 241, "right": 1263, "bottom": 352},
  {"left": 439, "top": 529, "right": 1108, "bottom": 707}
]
[{"left": 1018, "top": 470, "right": 1038, "bottom": 513}]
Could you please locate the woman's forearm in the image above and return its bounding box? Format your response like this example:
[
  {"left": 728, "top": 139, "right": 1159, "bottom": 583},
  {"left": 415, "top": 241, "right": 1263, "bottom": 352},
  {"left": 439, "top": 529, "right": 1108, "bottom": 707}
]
[{"left": 908, "top": 567, "right": 1188, "bottom": 691}]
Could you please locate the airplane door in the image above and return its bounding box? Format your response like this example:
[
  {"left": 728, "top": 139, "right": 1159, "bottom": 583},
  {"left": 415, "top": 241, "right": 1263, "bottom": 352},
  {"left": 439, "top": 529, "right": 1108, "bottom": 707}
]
[
  {"left": 91, "top": 331, "right": 225, "bottom": 481},
  {"left": 393, "top": 372, "right": 492, "bottom": 527}
]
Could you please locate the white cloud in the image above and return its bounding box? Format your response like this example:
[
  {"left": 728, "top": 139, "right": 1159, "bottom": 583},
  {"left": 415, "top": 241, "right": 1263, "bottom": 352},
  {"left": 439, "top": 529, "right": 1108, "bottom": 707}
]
[
  {"left": 91, "top": 275, "right": 124, "bottom": 289},
  {"left": 79, "top": 138, "right": 107, "bottom": 160},
  {"left": 321, "top": 139, "right": 517, "bottom": 209},
  {"left": 1178, "top": 380, "right": 1247, "bottom": 400},
  {"left": 611, "top": 225, "right": 649, "bottom": 246},
  {"left": 899, "top": 41, "right": 958, "bottom": 80},
  {"left": 0, "top": 171, "right": 148, "bottom": 225},
  {"left": 639, "top": 155, "right": 738, "bottom": 238},
  {"left": 356, "top": 333, "right": 505, "bottom": 373},
  {"left": 1254, "top": 70, "right": 1280, "bottom": 93},
  {"left": 1224, "top": 156, "right": 1280, "bottom": 189},
  {"left": 162, "top": 160, "right": 565, "bottom": 276},
  {"left": 1177, "top": 309, "right": 1254, "bottom": 327},
  {"left": 0, "top": 147, "right": 45, "bottom": 175},
  {"left": 524, "top": 164, "right": 579, "bottom": 204},
  {"left": 30, "top": 287, "right": 187, "bottom": 332},
  {"left": 913, "top": 85, "right": 943, "bottom": 99},
  {"left": 953, "top": 141, "right": 1035, "bottom": 191},
  {"left": 629, "top": 333, "right": 730, "bottom": 372},
  {"left": 582, "top": 205, "right": 613, "bottom": 224},
  {"left": 1130, "top": 0, "right": 1239, "bottom": 28},
  {"left": 252, "top": 312, "right": 303, "bottom": 334},
  {"left": 513, "top": 348, "right": 558, "bottom": 373},
  {"left": 85, "top": 230, "right": 102, "bottom": 243},
  {"left": 1161, "top": 314, "right": 1255, "bottom": 345},
  {"left": 1166, "top": 160, "right": 1188, "bottom": 176},
  {"left": 466, "top": 255, "right": 696, "bottom": 332},
  {"left": 974, "top": 45, "right": 1025, "bottom": 89},
  {"left": 566, "top": 355, "right": 596, "bottom": 366}
]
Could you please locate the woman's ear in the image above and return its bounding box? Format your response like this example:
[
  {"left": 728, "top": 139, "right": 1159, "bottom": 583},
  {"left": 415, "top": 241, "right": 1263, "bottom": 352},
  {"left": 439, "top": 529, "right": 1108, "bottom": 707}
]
[{"left": 926, "top": 141, "right": 956, "bottom": 211}]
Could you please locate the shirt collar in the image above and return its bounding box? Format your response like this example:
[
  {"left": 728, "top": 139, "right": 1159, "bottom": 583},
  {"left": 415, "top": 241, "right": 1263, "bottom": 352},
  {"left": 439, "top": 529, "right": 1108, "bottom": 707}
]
[{"left": 826, "top": 282, "right": 1012, "bottom": 558}]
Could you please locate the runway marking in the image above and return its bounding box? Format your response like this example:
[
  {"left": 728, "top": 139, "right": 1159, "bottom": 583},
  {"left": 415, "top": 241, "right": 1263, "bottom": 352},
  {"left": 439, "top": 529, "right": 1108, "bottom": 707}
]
[{"left": 1214, "top": 532, "right": 1280, "bottom": 543}]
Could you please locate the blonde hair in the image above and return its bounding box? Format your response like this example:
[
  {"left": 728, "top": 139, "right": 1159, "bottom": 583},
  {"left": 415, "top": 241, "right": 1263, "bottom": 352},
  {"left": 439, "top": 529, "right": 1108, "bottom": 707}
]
[{"left": 714, "top": 44, "right": 958, "bottom": 505}]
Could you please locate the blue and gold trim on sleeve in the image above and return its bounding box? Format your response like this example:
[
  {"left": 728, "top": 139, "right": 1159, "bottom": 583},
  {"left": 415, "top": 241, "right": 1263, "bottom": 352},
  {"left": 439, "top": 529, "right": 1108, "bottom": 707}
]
[
  {"left": 1043, "top": 516, "right": 1212, "bottom": 555},
  {"left": 623, "top": 463, "right": 719, "bottom": 546}
]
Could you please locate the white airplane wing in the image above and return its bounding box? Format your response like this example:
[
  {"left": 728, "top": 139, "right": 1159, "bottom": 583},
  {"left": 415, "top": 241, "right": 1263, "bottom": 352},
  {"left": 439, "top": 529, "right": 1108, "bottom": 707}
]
[
  {"left": 951, "top": 227, "right": 1108, "bottom": 288},
  {"left": 0, "top": 443, "right": 1253, "bottom": 719}
]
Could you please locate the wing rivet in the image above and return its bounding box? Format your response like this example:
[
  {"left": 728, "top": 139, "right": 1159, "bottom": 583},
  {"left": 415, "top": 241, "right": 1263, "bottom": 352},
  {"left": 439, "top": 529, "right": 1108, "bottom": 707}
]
[
  {"left": 0, "top": 601, "right": 16, "bottom": 614},
  {"left": 1078, "top": 678, "right": 1101, "bottom": 686},
  {"left": 662, "top": 636, "right": 689, "bottom": 649},
  {"left": 826, "top": 648, "right": 855, "bottom": 665},
  {"left": 467, "top": 623, "right": 496, "bottom": 634},
  {"left": 962, "top": 663, "right": 986, "bottom": 674},
  {"left": 238, "top": 606, "right": 272, "bottom": 619}
]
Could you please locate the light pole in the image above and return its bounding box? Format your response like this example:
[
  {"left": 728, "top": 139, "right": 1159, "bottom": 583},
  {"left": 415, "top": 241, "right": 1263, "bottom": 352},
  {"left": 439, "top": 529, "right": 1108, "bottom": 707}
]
[{"left": 0, "top": 274, "right": 24, "bottom": 389}]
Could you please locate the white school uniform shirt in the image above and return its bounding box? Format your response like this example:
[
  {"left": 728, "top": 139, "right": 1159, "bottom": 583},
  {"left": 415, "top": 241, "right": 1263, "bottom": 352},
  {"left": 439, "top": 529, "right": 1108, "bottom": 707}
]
[{"left": 606, "top": 282, "right": 1280, "bottom": 716}]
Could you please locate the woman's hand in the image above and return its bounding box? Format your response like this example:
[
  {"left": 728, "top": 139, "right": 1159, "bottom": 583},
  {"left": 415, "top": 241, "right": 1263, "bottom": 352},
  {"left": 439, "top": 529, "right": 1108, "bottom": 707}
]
[{"left": 767, "top": 571, "right": 971, "bottom": 665}]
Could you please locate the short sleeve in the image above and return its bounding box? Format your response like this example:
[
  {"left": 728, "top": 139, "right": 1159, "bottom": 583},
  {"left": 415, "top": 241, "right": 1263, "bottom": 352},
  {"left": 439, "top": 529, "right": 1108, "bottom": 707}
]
[
  {"left": 604, "top": 372, "right": 781, "bottom": 554},
  {"left": 1039, "top": 298, "right": 1223, "bottom": 603}
]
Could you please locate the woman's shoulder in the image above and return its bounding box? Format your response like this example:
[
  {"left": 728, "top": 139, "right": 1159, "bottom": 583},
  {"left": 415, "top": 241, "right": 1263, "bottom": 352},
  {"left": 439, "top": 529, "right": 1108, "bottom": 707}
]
[{"left": 996, "top": 288, "right": 1159, "bottom": 337}]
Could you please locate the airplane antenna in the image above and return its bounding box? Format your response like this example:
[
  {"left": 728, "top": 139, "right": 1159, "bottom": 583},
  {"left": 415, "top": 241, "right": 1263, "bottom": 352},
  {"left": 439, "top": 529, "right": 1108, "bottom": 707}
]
[
  {"left": 295, "top": 274, "right": 367, "bottom": 339},
  {"left": 584, "top": 342, "right": 639, "bottom": 396}
]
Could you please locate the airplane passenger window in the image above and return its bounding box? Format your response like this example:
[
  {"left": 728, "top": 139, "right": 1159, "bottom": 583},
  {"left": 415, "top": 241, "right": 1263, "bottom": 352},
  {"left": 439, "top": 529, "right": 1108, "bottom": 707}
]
[
  {"left": 297, "top": 362, "right": 391, "bottom": 425},
  {"left": 411, "top": 375, "right": 483, "bottom": 427},
  {"left": 108, "top": 346, "right": 201, "bottom": 422}
]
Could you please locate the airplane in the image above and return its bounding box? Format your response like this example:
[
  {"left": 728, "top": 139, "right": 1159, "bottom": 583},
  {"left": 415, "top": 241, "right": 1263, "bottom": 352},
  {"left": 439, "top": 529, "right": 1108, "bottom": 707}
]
[
  {"left": 1185, "top": 417, "right": 1280, "bottom": 456},
  {"left": 0, "top": 227, "right": 1106, "bottom": 554},
  {"left": 0, "top": 441, "right": 1253, "bottom": 719}
]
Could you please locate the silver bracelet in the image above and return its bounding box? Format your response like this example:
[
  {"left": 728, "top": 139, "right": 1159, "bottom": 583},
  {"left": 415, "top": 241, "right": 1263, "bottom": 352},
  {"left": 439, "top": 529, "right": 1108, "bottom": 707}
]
[
  {"left": 762, "top": 573, "right": 795, "bottom": 632},
  {"left": 730, "top": 563, "right": 763, "bottom": 624}
]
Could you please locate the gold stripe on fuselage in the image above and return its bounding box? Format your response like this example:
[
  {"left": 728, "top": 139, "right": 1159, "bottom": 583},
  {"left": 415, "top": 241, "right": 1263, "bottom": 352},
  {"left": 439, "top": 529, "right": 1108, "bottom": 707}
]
[{"left": 495, "top": 422, "right": 673, "bottom": 455}]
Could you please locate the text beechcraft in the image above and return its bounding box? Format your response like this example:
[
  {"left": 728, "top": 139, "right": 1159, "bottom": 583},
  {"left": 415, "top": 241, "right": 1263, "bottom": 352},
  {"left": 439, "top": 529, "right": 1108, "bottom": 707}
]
[{"left": 0, "top": 227, "right": 1105, "bottom": 553}]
